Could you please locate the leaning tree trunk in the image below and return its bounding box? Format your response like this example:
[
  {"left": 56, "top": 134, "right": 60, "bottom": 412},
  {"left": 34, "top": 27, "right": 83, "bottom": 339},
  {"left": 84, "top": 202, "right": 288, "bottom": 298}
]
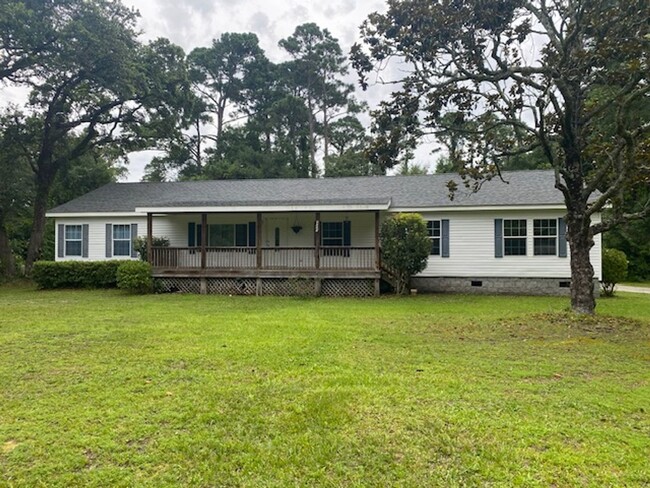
[{"left": 566, "top": 210, "right": 596, "bottom": 314}]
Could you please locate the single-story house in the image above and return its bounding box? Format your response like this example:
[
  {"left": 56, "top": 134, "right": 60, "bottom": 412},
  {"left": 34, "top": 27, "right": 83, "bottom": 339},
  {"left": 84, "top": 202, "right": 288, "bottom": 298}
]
[{"left": 46, "top": 169, "right": 602, "bottom": 296}]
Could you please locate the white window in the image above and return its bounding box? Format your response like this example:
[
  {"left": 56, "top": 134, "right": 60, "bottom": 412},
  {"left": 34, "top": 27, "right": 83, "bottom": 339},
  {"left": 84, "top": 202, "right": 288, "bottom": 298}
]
[
  {"left": 534, "top": 219, "right": 557, "bottom": 255},
  {"left": 65, "top": 225, "right": 83, "bottom": 256},
  {"left": 504, "top": 219, "right": 527, "bottom": 256},
  {"left": 427, "top": 220, "right": 441, "bottom": 255},
  {"left": 113, "top": 224, "right": 131, "bottom": 256}
]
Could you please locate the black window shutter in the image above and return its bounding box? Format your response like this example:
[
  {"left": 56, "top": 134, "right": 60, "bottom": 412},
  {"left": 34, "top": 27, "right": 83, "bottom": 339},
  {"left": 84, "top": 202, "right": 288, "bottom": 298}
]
[
  {"left": 82, "top": 224, "right": 89, "bottom": 258},
  {"left": 558, "top": 218, "right": 567, "bottom": 257},
  {"left": 441, "top": 219, "right": 450, "bottom": 258},
  {"left": 197, "top": 224, "right": 202, "bottom": 247},
  {"left": 248, "top": 222, "right": 256, "bottom": 247},
  {"left": 106, "top": 224, "right": 112, "bottom": 258},
  {"left": 495, "top": 219, "right": 503, "bottom": 258},
  {"left": 57, "top": 224, "right": 65, "bottom": 258},
  {"left": 188, "top": 222, "right": 196, "bottom": 247},
  {"left": 343, "top": 221, "right": 351, "bottom": 246},
  {"left": 130, "top": 223, "right": 138, "bottom": 258}
]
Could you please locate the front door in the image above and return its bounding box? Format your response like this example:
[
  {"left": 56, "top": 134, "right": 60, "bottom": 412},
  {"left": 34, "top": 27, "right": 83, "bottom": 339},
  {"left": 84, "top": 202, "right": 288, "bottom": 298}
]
[{"left": 265, "top": 217, "right": 288, "bottom": 248}]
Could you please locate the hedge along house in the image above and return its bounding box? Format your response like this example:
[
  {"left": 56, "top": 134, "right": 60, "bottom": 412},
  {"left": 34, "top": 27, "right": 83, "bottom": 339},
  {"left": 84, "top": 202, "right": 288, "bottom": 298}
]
[{"left": 46, "top": 170, "right": 602, "bottom": 297}]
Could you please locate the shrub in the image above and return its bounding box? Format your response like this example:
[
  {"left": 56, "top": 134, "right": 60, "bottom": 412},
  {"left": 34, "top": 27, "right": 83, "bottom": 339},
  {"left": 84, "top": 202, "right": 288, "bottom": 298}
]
[
  {"left": 32, "top": 261, "right": 122, "bottom": 289},
  {"left": 117, "top": 261, "right": 153, "bottom": 294},
  {"left": 133, "top": 236, "right": 170, "bottom": 262},
  {"left": 601, "top": 248, "right": 628, "bottom": 297},
  {"left": 380, "top": 213, "right": 430, "bottom": 295}
]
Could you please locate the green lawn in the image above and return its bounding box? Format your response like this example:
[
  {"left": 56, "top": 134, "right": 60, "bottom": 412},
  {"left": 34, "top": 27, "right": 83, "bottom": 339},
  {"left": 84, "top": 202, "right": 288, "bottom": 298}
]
[
  {"left": 1, "top": 285, "right": 649, "bottom": 487},
  {"left": 622, "top": 281, "right": 650, "bottom": 289}
]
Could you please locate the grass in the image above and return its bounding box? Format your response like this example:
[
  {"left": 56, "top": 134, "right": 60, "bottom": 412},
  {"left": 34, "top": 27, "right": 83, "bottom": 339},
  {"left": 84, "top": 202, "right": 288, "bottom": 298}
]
[
  {"left": 621, "top": 281, "right": 650, "bottom": 289},
  {"left": 0, "top": 284, "right": 648, "bottom": 487}
]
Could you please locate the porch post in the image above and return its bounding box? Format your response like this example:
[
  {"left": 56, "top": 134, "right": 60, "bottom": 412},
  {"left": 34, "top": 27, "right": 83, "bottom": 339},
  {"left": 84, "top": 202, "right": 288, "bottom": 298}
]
[
  {"left": 374, "top": 211, "right": 380, "bottom": 271},
  {"left": 201, "top": 213, "right": 207, "bottom": 269},
  {"left": 314, "top": 212, "right": 321, "bottom": 269},
  {"left": 256, "top": 212, "right": 262, "bottom": 269},
  {"left": 146, "top": 213, "right": 153, "bottom": 264}
]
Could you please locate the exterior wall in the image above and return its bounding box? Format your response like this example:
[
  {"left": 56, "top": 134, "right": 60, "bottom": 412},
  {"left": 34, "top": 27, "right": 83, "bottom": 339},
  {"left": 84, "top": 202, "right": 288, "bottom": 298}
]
[
  {"left": 55, "top": 216, "right": 150, "bottom": 261},
  {"left": 412, "top": 209, "right": 602, "bottom": 281}
]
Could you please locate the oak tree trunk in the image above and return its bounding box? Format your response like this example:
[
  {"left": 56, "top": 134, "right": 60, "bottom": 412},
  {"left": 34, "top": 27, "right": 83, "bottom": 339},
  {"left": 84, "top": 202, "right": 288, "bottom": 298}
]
[{"left": 566, "top": 210, "right": 596, "bottom": 314}]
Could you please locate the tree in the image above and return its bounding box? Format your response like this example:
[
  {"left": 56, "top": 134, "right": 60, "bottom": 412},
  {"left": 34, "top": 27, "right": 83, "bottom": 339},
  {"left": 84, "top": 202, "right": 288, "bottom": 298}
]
[
  {"left": 324, "top": 116, "right": 376, "bottom": 177},
  {"left": 280, "top": 23, "right": 356, "bottom": 176},
  {"left": 1, "top": 1, "right": 190, "bottom": 272},
  {"left": 380, "top": 213, "right": 431, "bottom": 295},
  {"left": 188, "top": 33, "right": 268, "bottom": 151},
  {"left": 352, "top": 0, "right": 650, "bottom": 314}
]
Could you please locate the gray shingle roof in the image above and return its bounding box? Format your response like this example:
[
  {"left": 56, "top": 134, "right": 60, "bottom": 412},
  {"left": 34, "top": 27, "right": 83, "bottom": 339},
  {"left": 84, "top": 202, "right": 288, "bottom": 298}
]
[{"left": 48, "top": 170, "right": 566, "bottom": 214}]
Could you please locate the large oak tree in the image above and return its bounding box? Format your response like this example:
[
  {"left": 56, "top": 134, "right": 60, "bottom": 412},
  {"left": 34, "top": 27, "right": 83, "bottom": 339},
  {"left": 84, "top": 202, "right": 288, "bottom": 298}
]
[{"left": 352, "top": 0, "right": 649, "bottom": 314}]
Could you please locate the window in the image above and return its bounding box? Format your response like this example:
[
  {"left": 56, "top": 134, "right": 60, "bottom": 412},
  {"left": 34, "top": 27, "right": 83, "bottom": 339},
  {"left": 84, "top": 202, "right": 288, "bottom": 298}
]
[
  {"left": 321, "top": 221, "right": 351, "bottom": 256},
  {"left": 427, "top": 220, "right": 441, "bottom": 255},
  {"left": 65, "top": 225, "right": 83, "bottom": 256},
  {"left": 208, "top": 223, "right": 251, "bottom": 247},
  {"left": 113, "top": 224, "right": 131, "bottom": 256},
  {"left": 504, "top": 219, "right": 527, "bottom": 256},
  {"left": 534, "top": 219, "right": 557, "bottom": 255},
  {"left": 322, "top": 222, "right": 344, "bottom": 247}
]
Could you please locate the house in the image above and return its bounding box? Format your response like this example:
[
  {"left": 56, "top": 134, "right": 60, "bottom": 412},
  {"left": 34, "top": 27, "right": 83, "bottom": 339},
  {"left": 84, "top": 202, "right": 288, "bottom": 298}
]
[{"left": 46, "top": 170, "right": 602, "bottom": 296}]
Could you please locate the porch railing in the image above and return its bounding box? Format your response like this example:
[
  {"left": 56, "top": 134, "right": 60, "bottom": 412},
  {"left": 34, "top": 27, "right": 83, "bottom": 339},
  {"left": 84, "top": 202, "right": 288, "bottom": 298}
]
[{"left": 151, "top": 246, "right": 377, "bottom": 271}]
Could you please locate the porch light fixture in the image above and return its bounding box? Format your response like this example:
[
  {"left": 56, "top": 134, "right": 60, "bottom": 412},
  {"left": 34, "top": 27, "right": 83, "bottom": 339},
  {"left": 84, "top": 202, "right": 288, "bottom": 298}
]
[{"left": 291, "top": 225, "right": 303, "bottom": 234}]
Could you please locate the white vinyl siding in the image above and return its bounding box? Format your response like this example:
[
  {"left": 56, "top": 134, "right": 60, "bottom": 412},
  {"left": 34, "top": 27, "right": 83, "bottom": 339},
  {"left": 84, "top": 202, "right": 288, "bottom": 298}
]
[{"left": 414, "top": 210, "right": 602, "bottom": 280}]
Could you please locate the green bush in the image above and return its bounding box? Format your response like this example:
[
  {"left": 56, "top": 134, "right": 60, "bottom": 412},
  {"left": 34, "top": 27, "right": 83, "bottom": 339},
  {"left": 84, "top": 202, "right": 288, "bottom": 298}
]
[
  {"left": 133, "top": 236, "right": 170, "bottom": 261},
  {"left": 601, "top": 248, "right": 628, "bottom": 297},
  {"left": 117, "top": 261, "right": 153, "bottom": 294},
  {"left": 32, "top": 260, "right": 123, "bottom": 289},
  {"left": 380, "top": 213, "right": 431, "bottom": 295}
]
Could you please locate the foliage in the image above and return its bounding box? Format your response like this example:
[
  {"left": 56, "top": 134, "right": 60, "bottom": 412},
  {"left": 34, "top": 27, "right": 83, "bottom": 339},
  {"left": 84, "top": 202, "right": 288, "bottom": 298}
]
[
  {"left": 604, "top": 188, "right": 650, "bottom": 281},
  {"left": 353, "top": 0, "right": 650, "bottom": 314},
  {"left": 0, "top": 287, "right": 649, "bottom": 485},
  {"left": 116, "top": 261, "right": 153, "bottom": 294},
  {"left": 32, "top": 260, "right": 122, "bottom": 289},
  {"left": 601, "top": 249, "right": 629, "bottom": 297},
  {"left": 0, "top": 0, "right": 192, "bottom": 272},
  {"left": 133, "top": 236, "right": 170, "bottom": 262},
  {"left": 380, "top": 213, "right": 430, "bottom": 294}
]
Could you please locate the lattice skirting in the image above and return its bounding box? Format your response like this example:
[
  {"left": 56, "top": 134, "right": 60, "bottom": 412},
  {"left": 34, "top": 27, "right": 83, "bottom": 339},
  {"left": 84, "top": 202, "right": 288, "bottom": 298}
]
[
  {"left": 154, "top": 277, "right": 376, "bottom": 297},
  {"left": 207, "top": 278, "right": 256, "bottom": 295},
  {"left": 261, "top": 278, "right": 316, "bottom": 296},
  {"left": 155, "top": 277, "right": 201, "bottom": 294},
  {"left": 321, "top": 279, "right": 374, "bottom": 297}
]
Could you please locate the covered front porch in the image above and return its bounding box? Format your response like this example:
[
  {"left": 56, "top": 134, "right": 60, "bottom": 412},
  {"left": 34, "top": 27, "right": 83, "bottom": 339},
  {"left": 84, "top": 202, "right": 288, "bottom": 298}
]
[{"left": 140, "top": 206, "right": 386, "bottom": 296}]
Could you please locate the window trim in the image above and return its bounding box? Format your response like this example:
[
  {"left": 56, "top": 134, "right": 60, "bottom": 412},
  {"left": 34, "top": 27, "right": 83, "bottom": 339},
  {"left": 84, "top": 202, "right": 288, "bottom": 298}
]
[
  {"left": 503, "top": 219, "right": 527, "bottom": 256},
  {"left": 427, "top": 220, "right": 441, "bottom": 256},
  {"left": 64, "top": 224, "right": 83, "bottom": 257},
  {"left": 112, "top": 224, "right": 132, "bottom": 257},
  {"left": 533, "top": 218, "right": 558, "bottom": 256}
]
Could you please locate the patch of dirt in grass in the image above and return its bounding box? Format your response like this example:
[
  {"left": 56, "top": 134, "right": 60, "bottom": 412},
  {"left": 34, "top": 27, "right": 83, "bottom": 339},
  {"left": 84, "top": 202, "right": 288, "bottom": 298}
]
[
  {"left": 497, "top": 313, "right": 647, "bottom": 342},
  {"left": 2, "top": 440, "right": 19, "bottom": 453}
]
